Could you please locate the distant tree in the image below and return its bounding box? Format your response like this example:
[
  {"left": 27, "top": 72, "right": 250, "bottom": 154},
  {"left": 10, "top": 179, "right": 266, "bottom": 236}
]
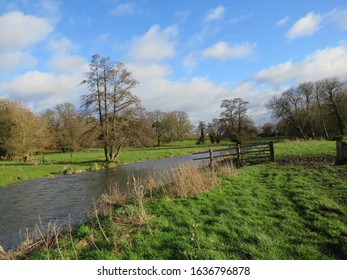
[
  {"left": 207, "top": 118, "right": 223, "bottom": 144},
  {"left": 314, "top": 81, "right": 329, "bottom": 139},
  {"left": 220, "top": 98, "right": 257, "bottom": 144},
  {"left": 41, "top": 103, "right": 98, "bottom": 152},
  {"left": 268, "top": 77, "right": 347, "bottom": 139},
  {"left": 320, "top": 77, "right": 347, "bottom": 136},
  {"left": 260, "top": 122, "right": 277, "bottom": 137},
  {"left": 147, "top": 110, "right": 193, "bottom": 146},
  {"left": 297, "top": 82, "right": 316, "bottom": 138},
  {"left": 197, "top": 121, "right": 206, "bottom": 144},
  {"left": 167, "top": 110, "right": 194, "bottom": 142},
  {"left": 81, "top": 54, "right": 141, "bottom": 162},
  {"left": 0, "top": 99, "right": 46, "bottom": 160},
  {"left": 267, "top": 89, "right": 309, "bottom": 139},
  {"left": 147, "top": 110, "right": 171, "bottom": 147}
]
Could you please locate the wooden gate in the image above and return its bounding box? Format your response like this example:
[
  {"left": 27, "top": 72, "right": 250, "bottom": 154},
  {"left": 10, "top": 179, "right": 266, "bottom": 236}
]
[{"left": 192, "top": 141, "right": 275, "bottom": 168}]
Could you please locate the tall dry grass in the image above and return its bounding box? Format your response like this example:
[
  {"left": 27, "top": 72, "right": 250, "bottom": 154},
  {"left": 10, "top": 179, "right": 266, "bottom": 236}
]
[{"left": 162, "top": 163, "right": 220, "bottom": 198}]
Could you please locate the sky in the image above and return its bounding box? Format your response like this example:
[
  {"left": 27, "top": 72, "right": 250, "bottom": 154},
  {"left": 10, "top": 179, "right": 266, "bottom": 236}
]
[{"left": 1, "top": 0, "right": 347, "bottom": 126}]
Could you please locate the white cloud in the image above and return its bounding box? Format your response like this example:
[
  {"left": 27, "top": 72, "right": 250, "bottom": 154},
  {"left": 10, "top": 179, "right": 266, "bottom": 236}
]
[
  {"left": 205, "top": 5, "right": 226, "bottom": 22},
  {"left": 286, "top": 11, "right": 322, "bottom": 40},
  {"left": 0, "top": 51, "right": 37, "bottom": 73},
  {"left": 47, "top": 55, "right": 87, "bottom": 74},
  {"left": 45, "top": 37, "right": 78, "bottom": 54},
  {"left": 277, "top": 15, "right": 289, "bottom": 26},
  {"left": 202, "top": 41, "right": 256, "bottom": 61},
  {"left": 0, "top": 11, "right": 53, "bottom": 52},
  {"left": 110, "top": 3, "right": 136, "bottom": 16},
  {"left": 127, "top": 25, "right": 177, "bottom": 62},
  {"left": 0, "top": 70, "right": 85, "bottom": 109},
  {"left": 127, "top": 63, "right": 171, "bottom": 81},
  {"left": 255, "top": 45, "right": 347, "bottom": 85}
]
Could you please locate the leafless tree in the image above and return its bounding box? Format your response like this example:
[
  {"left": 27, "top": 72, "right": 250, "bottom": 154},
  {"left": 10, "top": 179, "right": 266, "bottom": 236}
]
[
  {"left": 81, "top": 55, "right": 141, "bottom": 162},
  {"left": 220, "top": 98, "right": 257, "bottom": 144}
]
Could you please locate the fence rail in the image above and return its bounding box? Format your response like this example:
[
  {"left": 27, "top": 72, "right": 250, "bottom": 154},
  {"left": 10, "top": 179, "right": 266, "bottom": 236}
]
[{"left": 193, "top": 141, "right": 275, "bottom": 168}]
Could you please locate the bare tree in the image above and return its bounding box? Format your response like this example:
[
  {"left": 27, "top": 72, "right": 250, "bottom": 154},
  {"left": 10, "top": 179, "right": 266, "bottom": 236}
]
[
  {"left": 207, "top": 118, "right": 223, "bottom": 144},
  {"left": 220, "top": 98, "right": 257, "bottom": 143},
  {"left": 314, "top": 81, "right": 329, "bottom": 139},
  {"left": 267, "top": 90, "right": 309, "bottom": 139},
  {"left": 297, "top": 82, "right": 316, "bottom": 138},
  {"left": 81, "top": 55, "right": 141, "bottom": 162},
  {"left": 320, "top": 77, "right": 347, "bottom": 136}
]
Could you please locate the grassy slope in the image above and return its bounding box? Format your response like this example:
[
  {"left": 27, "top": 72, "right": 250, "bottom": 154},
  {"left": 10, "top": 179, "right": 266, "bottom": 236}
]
[{"left": 26, "top": 140, "right": 347, "bottom": 260}]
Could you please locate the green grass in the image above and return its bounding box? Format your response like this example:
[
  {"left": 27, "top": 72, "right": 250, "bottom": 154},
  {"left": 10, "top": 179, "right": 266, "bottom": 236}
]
[
  {"left": 275, "top": 139, "right": 336, "bottom": 157},
  {"left": 2, "top": 139, "right": 345, "bottom": 260},
  {"left": 0, "top": 142, "right": 229, "bottom": 186},
  {"left": 26, "top": 160, "right": 347, "bottom": 260}
]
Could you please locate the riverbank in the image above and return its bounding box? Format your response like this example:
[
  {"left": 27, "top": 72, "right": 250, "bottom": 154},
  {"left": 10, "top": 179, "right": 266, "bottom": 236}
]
[
  {"left": 0, "top": 139, "right": 336, "bottom": 186},
  {"left": 0, "top": 142, "right": 229, "bottom": 186},
  {"left": 9, "top": 159, "right": 345, "bottom": 260},
  {"left": 1, "top": 140, "right": 345, "bottom": 260}
]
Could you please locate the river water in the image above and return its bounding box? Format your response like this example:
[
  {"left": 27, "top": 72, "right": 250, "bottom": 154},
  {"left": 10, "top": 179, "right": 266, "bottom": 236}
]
[{"left": 0, "top": 154, "right": 209, "bottom": 251}]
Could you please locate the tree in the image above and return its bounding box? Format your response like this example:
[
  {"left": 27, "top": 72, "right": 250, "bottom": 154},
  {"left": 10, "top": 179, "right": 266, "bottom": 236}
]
[
  {"left": 197, "top": 121, "right": 206, "bottom": 144},
  {"left": 314, "top": 81, "right": 330, "bottom": 139},
  {"left": 167, "top": 110, "right": 194, "bottom": 142},
  {"left": 297, "top": 82, "right": 316, "bottom": 138},
  {"left": 81, "top": 54, "right": 141, "bottom": 162},
  {"left": 207, "top": 119, "right": 223, "bottom": 144},
  {"left": 220, "top": 98, "right": 257, "bottom": 144},
  {"left": 41, "top": 103, "right": 98, "bottom": 152},
  {"left": 267, "top": 89, "right": 309, "bottom": 139},
  {"left": 260, "top": 122, "right": 277, "bottom": 137},
  {"left": 147, "top": 110, "right": 193, "bottom": 146},
  {"left": 0, "top": 99, "right": 46, "bottom": 160},
  {"left": 147, "top": 110, "right": 170, "bottom": 147},
  {"left": 268, "top": 78, "right": 347, "bottom": 139},
  {"left": 320, "top": 77, "right": 347, "bottom": 136}
]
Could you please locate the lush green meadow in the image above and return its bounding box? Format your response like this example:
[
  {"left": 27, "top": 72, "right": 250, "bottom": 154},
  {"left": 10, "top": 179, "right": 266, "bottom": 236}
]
[{"left": 4, "top": 139, "right": 344, "bottom": 260}]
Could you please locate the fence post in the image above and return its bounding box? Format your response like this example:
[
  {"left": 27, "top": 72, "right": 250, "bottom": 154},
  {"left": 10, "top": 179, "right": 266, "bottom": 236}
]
[
  {"left": 236, "top": 144, "right": 241, "bottom": 168},
  {"left": 269, "top": 141, "right": 275, "bottom": 162},
  {"left": 209, "top": 149, "right": 214, "bottom": 170},
  {"left": 336, "top": 139, "right": 347, "bottom": 165}
]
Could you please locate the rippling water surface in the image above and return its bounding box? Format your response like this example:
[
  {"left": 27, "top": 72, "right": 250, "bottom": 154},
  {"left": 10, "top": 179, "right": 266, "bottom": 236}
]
[{"left": 0, "top": 155, "right": 200, "bottom": 250}]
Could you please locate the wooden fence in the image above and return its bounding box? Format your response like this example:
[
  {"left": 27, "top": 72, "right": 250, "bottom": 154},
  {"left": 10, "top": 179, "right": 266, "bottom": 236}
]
[{"left": 193, "top": 141, "right": 275, "bottom": 168}]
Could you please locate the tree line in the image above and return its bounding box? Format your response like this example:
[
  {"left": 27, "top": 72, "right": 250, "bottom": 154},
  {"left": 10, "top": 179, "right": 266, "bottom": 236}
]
[
  {"left": 197, "top": 97, "right": 258, "bottom": 145},
  {"left": 0, "top": 55, "right": 194, "bottom": 161},
  {"left": 267, "top": 77, "right": 347, "bottom": 139},
  {"left": 1, "top": 54, "right": 346, "bottom": 162}
]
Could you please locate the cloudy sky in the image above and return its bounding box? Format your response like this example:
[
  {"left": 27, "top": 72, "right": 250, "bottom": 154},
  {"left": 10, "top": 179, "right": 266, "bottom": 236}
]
[{"left": 1, "top": 0, "right": 347, "bottom": 125}]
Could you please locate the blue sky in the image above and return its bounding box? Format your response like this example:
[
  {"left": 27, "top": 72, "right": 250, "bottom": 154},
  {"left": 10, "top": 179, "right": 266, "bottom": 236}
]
[{"left": 1, "top": 0, "right": 347, "bottom": 125}]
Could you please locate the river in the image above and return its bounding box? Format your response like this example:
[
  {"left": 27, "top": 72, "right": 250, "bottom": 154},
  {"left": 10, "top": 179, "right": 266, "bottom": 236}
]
[{"left": 0, "top": 154, "right": 210, "bottom": 251}]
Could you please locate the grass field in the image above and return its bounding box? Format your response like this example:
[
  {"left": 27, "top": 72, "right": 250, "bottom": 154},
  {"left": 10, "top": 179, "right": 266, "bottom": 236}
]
[{"left": 4, "top": 139, "right": 343, "bottom": 260}]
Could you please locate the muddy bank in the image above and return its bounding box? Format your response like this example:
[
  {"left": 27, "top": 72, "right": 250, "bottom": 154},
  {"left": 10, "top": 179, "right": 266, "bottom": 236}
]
[{"left": 276, "top": 155, "right": 336, "bottom": 167}]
